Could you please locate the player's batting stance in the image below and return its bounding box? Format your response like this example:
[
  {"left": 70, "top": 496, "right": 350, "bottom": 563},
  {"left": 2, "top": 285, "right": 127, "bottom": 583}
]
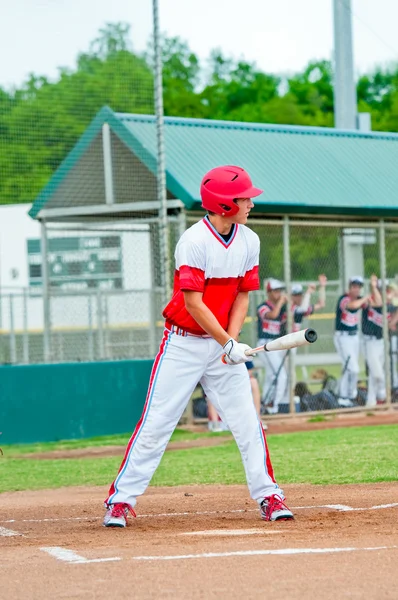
[{"left": 103, "top": 165, "right": 294, "bottom": 527}]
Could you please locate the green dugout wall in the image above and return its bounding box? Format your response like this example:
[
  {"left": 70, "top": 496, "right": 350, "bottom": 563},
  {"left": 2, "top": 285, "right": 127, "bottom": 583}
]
[{"left": 0, "top": 360, "right": 153, "bottom": 445}]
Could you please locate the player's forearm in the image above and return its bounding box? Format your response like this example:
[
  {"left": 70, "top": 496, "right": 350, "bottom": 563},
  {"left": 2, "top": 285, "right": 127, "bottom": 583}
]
[
  {"left": 300, "top": 291, "right": 311, "bottom": 312},
  {"left": 227, "top": 292, "right": 250, "bottom": 340},
  {"left": 266, "top": 299, "right": 285, "bottom": 319},
  {"left": 184, "top": 300, "right": 230, "bottom": 346},
  {"left": 347, "top": 297, "right": 368, "bottom": 310},
  {"left": 371, "top": 286, "right": 383, "bottom": 306}
]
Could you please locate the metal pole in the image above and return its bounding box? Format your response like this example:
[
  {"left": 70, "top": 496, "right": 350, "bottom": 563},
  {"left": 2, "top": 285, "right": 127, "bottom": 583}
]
[
  {"left": 9, "top": 294, "right": 17, "bottom": 364},
  {"left": 379, "top": 220, "right": 392, "bottom": 406},
  {"left": 0, "top": 234, "right": 2, "bottom": 331},
  {"left": 333, "top": 0, "right": 357, "bottom": 129},
  {"left": 41, "top": 221, "right": 52, "bottom": 362},
  {"left": 88, "top": 293, "right": 94, "bottom": 361},
  {"left": 97, "top": 289, "right": 105, "bottom": 359},
  {"left": 102, "top": 123, "right": 115, "bottom": 205},
  {"left": 23, "top": 288, "right": 29, "bottom": 363},
  {"left": 283, "top": 217, "right": 295, "bottom": 413},
  {"left": 152, "top": 0, "right": 171, "bottom": 303}
]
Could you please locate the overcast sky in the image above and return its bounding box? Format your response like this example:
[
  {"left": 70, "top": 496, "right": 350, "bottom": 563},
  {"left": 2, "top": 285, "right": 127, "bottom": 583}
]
[{"left": 1, "top": 0, "right": 397, "bottom": 89}]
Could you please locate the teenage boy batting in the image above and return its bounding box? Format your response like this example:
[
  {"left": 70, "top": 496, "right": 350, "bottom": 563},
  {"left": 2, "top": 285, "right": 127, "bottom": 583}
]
[{"left": 103, "top": 165, "right": 293, "bottom": 527}]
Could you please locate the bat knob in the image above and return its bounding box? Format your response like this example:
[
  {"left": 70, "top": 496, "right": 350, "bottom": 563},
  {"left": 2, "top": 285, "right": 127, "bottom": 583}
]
[{"left": 304, "top": 328, "right": 318, "bottom": 343}]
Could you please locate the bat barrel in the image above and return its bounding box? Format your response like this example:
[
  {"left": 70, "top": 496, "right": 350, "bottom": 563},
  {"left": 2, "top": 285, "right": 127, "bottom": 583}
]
[{"left": 304, "top": 328, "right": 318, "bottom": 343}]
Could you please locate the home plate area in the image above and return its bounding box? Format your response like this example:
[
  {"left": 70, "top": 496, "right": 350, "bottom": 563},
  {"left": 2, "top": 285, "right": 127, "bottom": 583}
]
[{"left": 1, "top": 483, "right": 397, "bottom": 600}]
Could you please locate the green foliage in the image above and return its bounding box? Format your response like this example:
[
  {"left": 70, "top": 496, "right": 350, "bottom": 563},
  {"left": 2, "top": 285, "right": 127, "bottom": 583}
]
[
  {"left": 0, "top": 23, "right": 153, "bottom": 205},
  {"left": 1, "top": 21, "right": 398, "bottom": 207}
]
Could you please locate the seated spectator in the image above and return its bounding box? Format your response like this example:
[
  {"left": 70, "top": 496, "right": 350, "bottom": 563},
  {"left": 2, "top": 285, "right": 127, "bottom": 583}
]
[{"left": 294, "top": 381, "right": 340, "bottom": 411}]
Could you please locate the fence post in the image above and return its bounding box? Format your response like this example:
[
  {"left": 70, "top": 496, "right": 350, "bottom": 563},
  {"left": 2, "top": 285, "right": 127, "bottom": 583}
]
[
  {"left": 97, "top": 290, "right": 105, "bottom": 359},
  {"left": 379, "top": 220, "right": 392, "bottom": 406},
  {"left": 153, "top": 0, "right": 171, "bottom": 304},
  {"left": 9, "top": 294, "right": 17, "bottom": 364},
  {"left": 283, "top": 217, "right": 295, "bottom": 414},
  {"left": 88, "top": 293, "right": 94, "bottom": 361},
  {"left": 41, "top": 221, "right": 52, "bottom": 362},
  {"left": 23, "top": 288, "right": 29, "bottom": 363}
]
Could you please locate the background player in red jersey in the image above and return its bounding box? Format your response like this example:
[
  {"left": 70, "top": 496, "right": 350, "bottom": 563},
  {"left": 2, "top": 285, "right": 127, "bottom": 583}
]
[
  {"left": 103, "top": 165, "right": 294, "bottom": 528},
  {"left": 256, "top": 279, "right": 288, "bottom": 413},
  {"left": 334, "top": 276, "right": 371, "bottom": 406}
]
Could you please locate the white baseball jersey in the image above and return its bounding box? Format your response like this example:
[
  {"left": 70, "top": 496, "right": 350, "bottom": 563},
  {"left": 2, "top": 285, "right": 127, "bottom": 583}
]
[{"left": 163, "top": 216, "right": 260, "bottom": 333}]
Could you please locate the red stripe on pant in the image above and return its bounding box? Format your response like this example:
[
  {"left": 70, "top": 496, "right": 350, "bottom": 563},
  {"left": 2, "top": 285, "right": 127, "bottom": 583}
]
[
  {"left": 106, "top": 329, "right": 170, "bottom": 501},
  {"left": 261, "top": 424, "right": 276, "bottom": 483}
]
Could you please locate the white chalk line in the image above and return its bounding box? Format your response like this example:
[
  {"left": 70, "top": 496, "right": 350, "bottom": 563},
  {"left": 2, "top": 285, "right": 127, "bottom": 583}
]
[
  {"left": 179, "top": 528, "right": 282, "bottom": 537},
  {"left": 0, "top": 526, "right": 24, "bottom": 537},
  {"left": 131, "top": 545, "right": 398, "bottom": 562},
  {"left": 40, "top": 547, "right": 121, "bottom": 564},
  {"left": 1, "top": 503, "right": 397, "bottom": 525}
]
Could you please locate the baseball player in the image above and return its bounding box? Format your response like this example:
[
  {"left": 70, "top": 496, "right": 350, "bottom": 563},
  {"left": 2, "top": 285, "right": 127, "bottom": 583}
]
[
  {"left": 386, "top": 282, "right": 398, "bottom": 391},
  {"left": 256, "top": 279, "right": 288, "bottom": 413},
  {"left": 362, "top": 275, "right": 385, "bottom": 407},
  {"left": 103, "top": 165, "right": 293, "bottom": 527},
  {"left": 334, "top": 276, "right": 370, "bottom": 406},
  {"left": 291, "top": 274, "right": 327, "bottom": 333}
]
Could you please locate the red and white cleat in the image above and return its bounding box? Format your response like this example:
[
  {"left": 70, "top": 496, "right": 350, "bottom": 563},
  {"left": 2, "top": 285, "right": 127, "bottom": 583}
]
[
  {"left": 260, "top": 494, "right": 294, "bottom": 521},
  {"left": 103, "top": 503, "right": 136, "bottom": 528}
]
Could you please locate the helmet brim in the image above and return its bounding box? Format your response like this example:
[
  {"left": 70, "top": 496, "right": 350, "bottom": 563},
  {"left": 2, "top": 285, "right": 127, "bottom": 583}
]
[{"left": 240, "top": 185, "right": 263, "bottom": 199}]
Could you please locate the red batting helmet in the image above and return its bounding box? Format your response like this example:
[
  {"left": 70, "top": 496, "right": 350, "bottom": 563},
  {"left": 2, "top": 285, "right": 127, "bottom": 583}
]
[{"left": 200, "top": 165, "right": 263, "bottom": 216}]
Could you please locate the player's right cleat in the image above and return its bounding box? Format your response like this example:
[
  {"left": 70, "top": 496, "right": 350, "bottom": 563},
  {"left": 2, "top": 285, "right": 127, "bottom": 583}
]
[
  {"left": 260, "top": 494, "right": 294, "bottom": 521},
  {"left": 103, "top": 503, "right": 135, "bottom": 528}
]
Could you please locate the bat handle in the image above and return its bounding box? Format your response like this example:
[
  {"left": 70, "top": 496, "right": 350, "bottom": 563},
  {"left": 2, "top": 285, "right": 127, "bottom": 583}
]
[{"left": 221, "top": 346, "right": 261, "bottom": 363}]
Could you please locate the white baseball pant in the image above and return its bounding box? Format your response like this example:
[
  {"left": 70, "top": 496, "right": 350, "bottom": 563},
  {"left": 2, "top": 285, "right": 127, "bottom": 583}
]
[
  {"left": 363, "top": 336, "right": 386, "bottom": 407},
  {"left": 333, "top": 332, "right": 360, "bottom": 400},
  {"left": 390, "top": 334, "right": 398, "bottom": 389},
  {"left": 256, "top": 339, "right": 288, "bottom": 413},
  {"left": 107, "top": 328, "right": 282, "bottom": 508}
]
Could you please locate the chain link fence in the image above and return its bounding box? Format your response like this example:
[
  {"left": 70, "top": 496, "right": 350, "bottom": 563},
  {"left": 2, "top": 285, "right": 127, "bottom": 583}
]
[{"left": 1, "top": 215, "right": 398, "bottom": 418}]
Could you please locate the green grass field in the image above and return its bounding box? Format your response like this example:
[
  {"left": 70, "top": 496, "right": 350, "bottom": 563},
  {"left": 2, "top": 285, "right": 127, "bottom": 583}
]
[{"left": 1, "top": 425, "right": 397, "bottom": 493}]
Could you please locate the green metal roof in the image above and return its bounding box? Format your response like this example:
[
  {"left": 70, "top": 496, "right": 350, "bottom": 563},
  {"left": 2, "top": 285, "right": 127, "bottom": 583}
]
[{"left": 30, "top": 105, "right": 398, "bottom": 219}]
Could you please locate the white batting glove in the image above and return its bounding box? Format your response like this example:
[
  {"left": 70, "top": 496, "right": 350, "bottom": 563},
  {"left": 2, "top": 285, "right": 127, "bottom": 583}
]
[{"left": 222, "top": 338, "right": 254, "bottom": 365}]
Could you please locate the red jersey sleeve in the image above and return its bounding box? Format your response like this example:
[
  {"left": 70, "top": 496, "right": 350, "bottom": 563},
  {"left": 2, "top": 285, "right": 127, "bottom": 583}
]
[
  {"left": 240, "top": 265, "right": 260, "bottom": 292},
  {"left": 339, "top": 296, "right": 350, "bottom": 310},
  {"left": 258, "top": 304, "right": 271, "bottom": 320},
  {"left": 178, "top": 265, "right": 205, "bottom": 292}
]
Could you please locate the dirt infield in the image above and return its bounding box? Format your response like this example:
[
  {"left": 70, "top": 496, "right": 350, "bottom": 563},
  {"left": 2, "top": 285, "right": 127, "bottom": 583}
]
[{"left": 1, "top": 482, "right": 397, "bottom": 599}]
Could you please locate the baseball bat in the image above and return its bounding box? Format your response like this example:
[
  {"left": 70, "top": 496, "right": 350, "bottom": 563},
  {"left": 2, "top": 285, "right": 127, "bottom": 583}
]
[
  {"left": 248, "top": 328, "right": 318, "bottom": 355},
  {"left": 222, "top": 328, "right": 317, "bottom": 363}
]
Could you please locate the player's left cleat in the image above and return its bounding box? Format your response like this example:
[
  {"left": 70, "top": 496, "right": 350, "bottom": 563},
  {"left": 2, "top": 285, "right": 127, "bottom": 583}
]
[
  {"left": 103, "top": 503, "right": 136, "bottom": 528},
  {"left": 260, "top": 494, "right": 294, "bottom": 521}
]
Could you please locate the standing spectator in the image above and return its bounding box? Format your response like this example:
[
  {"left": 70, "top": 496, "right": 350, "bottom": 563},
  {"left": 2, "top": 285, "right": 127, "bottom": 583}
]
[
  {"left": 257, "top": 279, "right": 288, "bottom": 413},
  {"left": 386, "top": 282, "right": 398, "bottom": 392},
  {"left": 362, "top": 275, "right": 385, "bottom": 407},
  {"left": 334, "top": 276, "right": 370, "bottom": 407},
  {"left": 291, "top": 274, "right": 327, "bottom": 332}
]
